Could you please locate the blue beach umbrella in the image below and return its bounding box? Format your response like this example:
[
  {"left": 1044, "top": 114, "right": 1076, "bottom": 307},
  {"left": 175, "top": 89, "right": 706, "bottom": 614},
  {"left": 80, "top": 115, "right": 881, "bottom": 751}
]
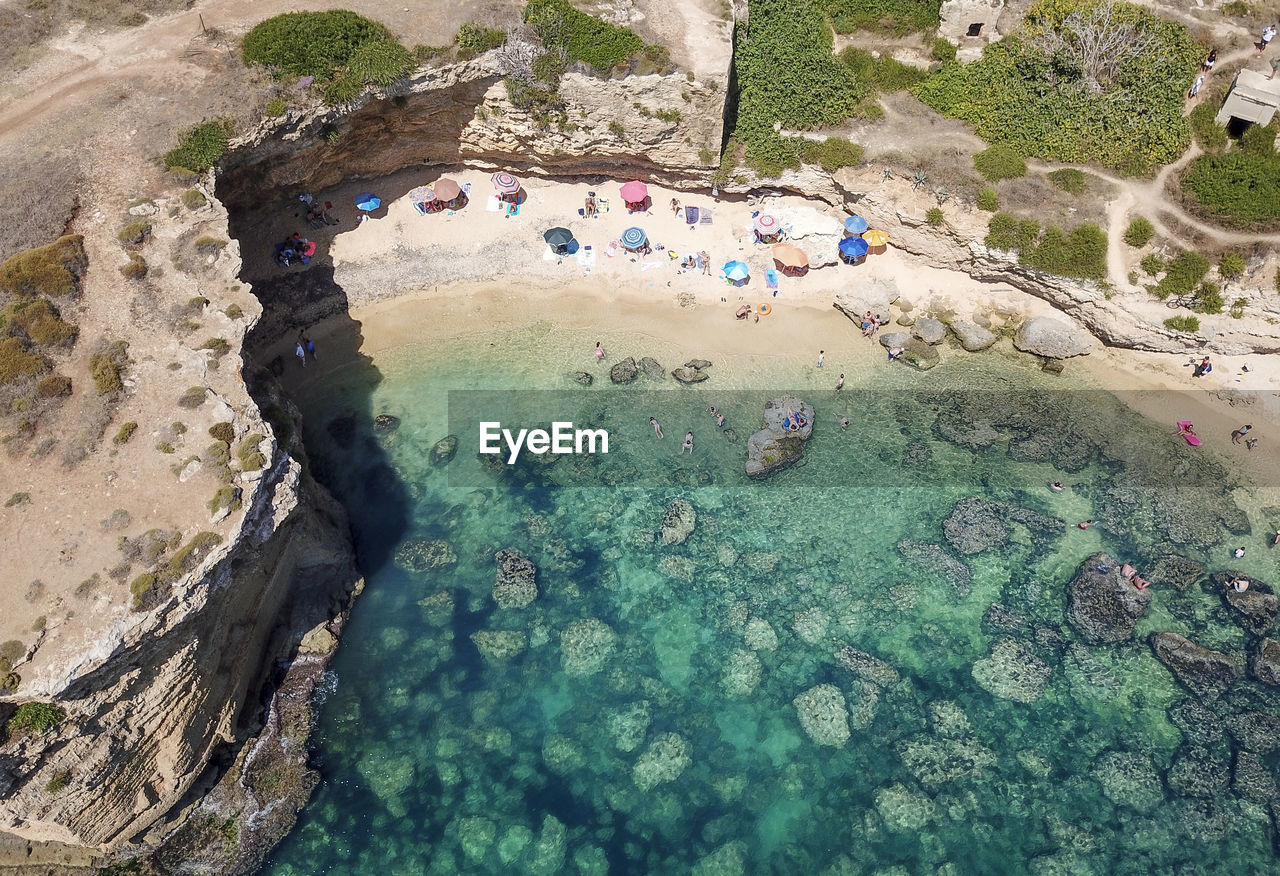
[
  {"left": 843, "top": 215, "right": 869, "bottom": 235},
  {"left": 839, "top": 236, "right": 869, "bottom": 261},
  {"left": 620, "top": 226, "right": 647, "bottom": 250},
  {"left": 354, "top": 193, "right": 381, "bottom": 211},
  {"left": 723, "top": 260, "right": 750, "bottom": 281}
]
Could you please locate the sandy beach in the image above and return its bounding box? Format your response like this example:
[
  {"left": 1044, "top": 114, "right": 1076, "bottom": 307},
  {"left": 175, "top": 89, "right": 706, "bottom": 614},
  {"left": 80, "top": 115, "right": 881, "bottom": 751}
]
[{"left": 247, "top": 171, "right": 1279, "bottom": 492}]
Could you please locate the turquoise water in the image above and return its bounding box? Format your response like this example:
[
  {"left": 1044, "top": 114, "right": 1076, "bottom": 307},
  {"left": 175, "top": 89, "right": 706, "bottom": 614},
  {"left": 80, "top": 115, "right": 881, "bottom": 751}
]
[{"left": 264, "top": 319, "right": 1280, "bottom": 874}]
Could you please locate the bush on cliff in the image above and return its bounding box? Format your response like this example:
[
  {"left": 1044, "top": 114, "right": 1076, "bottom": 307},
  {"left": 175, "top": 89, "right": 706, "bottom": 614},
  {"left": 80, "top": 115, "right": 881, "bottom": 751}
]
[
  {"left": 163, "top": 120, "right": 234, "bottom": 173},
  {"left": 825, "top": 0, "right": 942, "bottom": 35},
  {"left": 1180, "top": 121, "right": 1280, "bottom": 227},
  {"left": 524, "top": 0, "right": 644, "bottom": 70},
  {"left": 984, "top": 213, "right": 1106, "bottom": 280},
  {"left": 914, "top": 0, "right": 1200, "bottom": 174},
  {"left": 7, "top": 702, "right": 65, "bottom": 736},
  {"left": 0, "top": 235, "right": 87, "bottom": 300}
]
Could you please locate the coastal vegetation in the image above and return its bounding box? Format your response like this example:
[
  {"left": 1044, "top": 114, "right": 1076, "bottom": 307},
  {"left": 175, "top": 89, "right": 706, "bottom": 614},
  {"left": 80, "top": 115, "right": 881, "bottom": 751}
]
[
  {"left": 6, "top": 702, "right": 65, "bottom": 737},
  {"left": 1149, "top": 251, "right": 1211, "bottom": 301},
  {"left": 1181, "top": 120, "right": 1280, "bottom": 227},
  {"left": 241, "top": 10, "right": 414, "bottom": 104},
  {"left": 825, "top": 0, "right": 942, "bottom": 35},
  {"left": 163, "top": 119, "right": 234, "bottom": 173},
  {"left": 915, "top": 0, "right": 1201, "bottom": 175},
  {"left": 523, "top": 0, "right": 645, "bottom": 70},
  {"left": 1122, "top": 217, "right": 1155, "bottom": 247},
  {"left": 1047, "top": 169, "right": 1087, "bottom": 194},
  {"left": 985, "top": 213, "right": 1107, "bottom": 280}
]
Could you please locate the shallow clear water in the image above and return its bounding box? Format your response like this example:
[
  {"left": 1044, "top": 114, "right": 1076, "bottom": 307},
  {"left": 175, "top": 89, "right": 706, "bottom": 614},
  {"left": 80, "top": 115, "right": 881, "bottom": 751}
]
[{"left": 264, "top": 320, "right": 1280, "bottom": 875}]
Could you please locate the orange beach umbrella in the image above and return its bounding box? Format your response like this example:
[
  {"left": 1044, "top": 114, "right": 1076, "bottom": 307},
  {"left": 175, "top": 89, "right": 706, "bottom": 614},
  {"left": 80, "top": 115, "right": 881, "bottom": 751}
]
[
  {"left": 771, "top": 243, "right": 809, "bottom": 269},
  {"left": 433, "top": 178, "right": 462, "bottom": 201}
]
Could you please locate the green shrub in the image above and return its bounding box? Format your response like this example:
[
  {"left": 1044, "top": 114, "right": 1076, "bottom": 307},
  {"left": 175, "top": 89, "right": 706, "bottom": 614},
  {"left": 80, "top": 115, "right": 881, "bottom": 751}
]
[
  {"left": 1164, "top": 315, "right": 1200, "bottom": 333},
  {"left": 120, "top": 253, "right": 147, "bottom": 280},
  {"left": 224, "top": 304, "right": 244, "bottom": 319},
  {"left": 243, "top": 10, "right": 393, "bottom": 77},
  {"left": 0, "top": 235, "right": 87, "bottom": 300},
  {"left": 181, "top": 189, "right": 207, "bottom": 210},
  {"left": 207, "top": 485, "right": 241, "bottom": 515},
  {"left": 801, "top": 136, "right": 864, "bottom": 171},
  {"left": 208, "top": 422, "right": 235, "bottom": 443},
  {"left": 3, "top": 298, "right": 77, "bottom": 347},
  {"left": 932, "top": 38, "right": 957, "bottom": 63},
  {"left": 177, "top": 386, "right": 207, "bottom": 409},
  {"left": 1219, "top": 253, "right": 1246, "bottom": 280},
  {"left": 237, "top": 433, "right": 268, "bottom": 471},
  {"left": 1123, "top": 217, "right": 1155, "bottom": 247},
  {"left": 524, "top": 0, "right": 645, "bottom": 70},
  {"left": 455, "top": 22, "right": 505, "bottom": 54},
  {"left": 199, "top": 337, "right": 230, "bottom": 357},
  {"left": 0, "top": 336, "right": 49, "bottom": 385},
  {"left": 7, "top": 702, "right": 64, "bottom": 735},
  {"left": 113, "top": 422, "right": 138, "bottom": 445},
  {"left": 265, "top": 97, "right": 288, "bottom": 116},
  {"left": 1230, "top": 297, "right": 1248, "bottom": 318},
  {"left": 1152, "top": 251, "right": 1211, "bottom": 299},
  {"left": 116, "top": 220, "right": 152, "bottom": 246},
  {"left": 985, "top": 213, "right": 1041, "bottom": 254},
  {"left": 163, "top": 120, "right": 233, "bottom": 173},
  {"left": 45, "top": 771, "right": 70, "bottom": 793},
  {"left": 130, "top": 573, "right": 157, "bottom": 609},
  {"left": 1047, "top": 169, "right": 1087, "bottom": 194},
  {"left": 731, "top": 0, "right": 864, "bottom": 176},
  {"left": 1182, "top": 145, "right": 1280, "bottom": 226},
  {"left": 825, "top": 0, "right": 943, "bottom": 35},
  {"left": 344, "top": 37, "right": 414, "bottom": 86},
  {"left": 1187, "top": 103, "right": 1228, "bottom": 152},
  {"left": 974, "top": 145, "right": 1027, "bottom": 182},
  {"left": 1025, "top": 223, "right": 1108, "bottom": 280},
  {"left": 1140, "top": 252, "right": 1165, "bottom": 276},
  {"left": 926, "top": 207, "right": 945, "bottom": 226},
  {"left": 414, "top": 44, "right": 451, "bottom": 64},
  {"left": 1193, "top": 282, "right": 1224, "bottom": 314},
  {"left": 88, "top": 341, "right": 129, "bottom": 395},
  {"left": 4, "top": 493, "right": 29, "bottom": 508},
  {"left": 155, "top": 442, "right": 175, "bottom": 454},
  {"left": 915, "top": 2, "right": 1201, "bottom": 173},
  {"left": 166, "top": 532, "right": 223, "bottom": 578},
  {"left": 35, "top": 373, "right": 71, "bottom": 398},
  {"left": 976, "top": 188, "right": 999, "bottom": 212},
  {"left": 838, "top": 47, "right": 927, "bottom": 93}
]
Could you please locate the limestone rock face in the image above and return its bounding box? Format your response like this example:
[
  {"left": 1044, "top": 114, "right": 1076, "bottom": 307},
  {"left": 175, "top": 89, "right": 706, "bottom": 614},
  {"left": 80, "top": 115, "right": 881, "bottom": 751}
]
[
  {"left": 793, "top": 684, "right": 851, "bottom": 748},
  {"left": 745, "top": 396, "right": 814, "bottom": 479},
  {"left": 1151, "top": 633, "right": 1240, "bottom": 702},
  {"left": 912, "top": 318, "right": 946, "bottom": 345},
  {"left": 833, "top": 279, "right": 901, "bottom": 324},
  {"left": 1067, "top": 553, "right": 1151, "bottom": 644},
  {"left": 948, "top": 319, "right": 997, "bottom": 351},
  {"left": 1014, "top": 315, "right": 1093, "bottom": 359}
]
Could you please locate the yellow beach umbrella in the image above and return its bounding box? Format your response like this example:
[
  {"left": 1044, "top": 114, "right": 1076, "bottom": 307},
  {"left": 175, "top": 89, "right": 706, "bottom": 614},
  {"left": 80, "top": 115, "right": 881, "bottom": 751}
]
[{"left": 862, "top": 229, "right": 889, "bottom": 254}]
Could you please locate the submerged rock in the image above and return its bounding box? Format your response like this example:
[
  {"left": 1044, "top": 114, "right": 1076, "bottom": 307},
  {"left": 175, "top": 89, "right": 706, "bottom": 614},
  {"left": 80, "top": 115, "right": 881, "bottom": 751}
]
[
  {"left": 911, "top": 317, "right": 946, "bottom": 345},
  {"left": 493, "top": 548, "right": 538, "bottom": 608},
  {"left": 1167, "top": 745, "right": 1231, "bottom": 798},
  {"left": 875, "top": 783, "right": 936, "bottom": 832},
  {"left": 1147, "top": 554, "right": 1205, "bottom": 591},
  {"left": 610, "top": 357, "right": 638, "bottom": 384},
  {"left": 1233, "top": 749, "right": 1278, "bottom": 802},
  {"left": 721, "top": 648, "right": 762, "bottom": 697},
  {"left": 900, "top": 338, "right": 939, "bottom": 370},
  {"left": 834, "top": 646, "right": 901, "bottom": 687},
  {"left": 639, "top": 356, "right": 665, "bottom": 380},
  {"left": 793, "top": 684, "right": 851, "bottom": 748},
  {"left": 572, "top": 370, "right": 593, "bottom": 386},
  {"left": 660, "top": 497, "right": 696, "bottom": 545},
  {"left": 1013, "top": 315, "right": 1092, "bottom": 359},
  {"left": 1091, "top": 750, "right": 1163, "bottom": 813},
  {"left": 1251, "top": 638, "right": 1280, "bottom": 686},
  {"left": 429, "top": 435, "right": 458, "bottom": 467},
  {"left": 943, "top": 497, "right": 1063, "bottom": 555},
  {"left": 971, "top": 638, "right": 1052, "bottom": 704},
  {"left": 671, "top": 365, "right": 709, "bottom": 384},
  {"left": 896, "top": 734, "right": 996, "bottom": 786},
  {"left": 607, "top": 700, "right": 651, "bottom": 752},
  {"left": 372, "top": 413, "right": 401, "bottom": 435},
  {"left": 632, "top": 732, "right": 691, "bottom": 791},
  {"left": 692, "top": 841, "right": 747, "bottom": 876},
  {"left": 1215, "top": 571, "right": 1278, "bottom": 636},
  {"left": 745, "top": 395, "right": 814, "bottom": 479},
  {"left": 948, "top": 320, "right": 997, "bottom": 352},
  {"left": 896, "top": 538, "right": 972, "bottom": 597},
  {"left": 560, "top": 617, "right": 618, "bottom": 676},
  {"left": 395, "top": 537, "right": 458, "bottom": 573},
  {"left": 1066, "top": 552, "right": 1151, "bottom": 644},
  {"left": 743, "top": 617, "right": 778, "bottom": 651},
  {"left": 1150, "top": 632, "right": 1240, "bottom": 702},
  {"left": 470, "top": 630, "right": 527, "bottom": 661}
]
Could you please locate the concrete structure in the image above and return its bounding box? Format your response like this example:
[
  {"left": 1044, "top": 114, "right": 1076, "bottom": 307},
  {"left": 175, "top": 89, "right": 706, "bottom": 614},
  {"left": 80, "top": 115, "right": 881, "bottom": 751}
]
[
  {"left": 939, "top": 0, "right": 1005, "bottom": 62},
  {"left": 1215, "top": 70, "right": 1280, "bottom": 133}
]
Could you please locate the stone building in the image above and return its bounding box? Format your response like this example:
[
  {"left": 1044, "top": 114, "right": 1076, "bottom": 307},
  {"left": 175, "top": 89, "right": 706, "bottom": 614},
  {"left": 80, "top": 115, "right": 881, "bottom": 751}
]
[
  {"left": 938, "top": 0, "right": 1006, "bottom": 61},
  {"left": 1214, "top": 69, "right": 1280, "bottom": 137}
]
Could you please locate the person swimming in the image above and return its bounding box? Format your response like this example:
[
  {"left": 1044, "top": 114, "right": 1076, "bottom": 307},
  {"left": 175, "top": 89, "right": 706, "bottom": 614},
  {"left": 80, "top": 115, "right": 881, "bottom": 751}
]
[
  {"left": 1133, "top": 576, "right": 1150, "bottom": 590},
  {"left": 1078, "top": 521, "right": 1094, "bottom": 530},
  {"left": 1121, "top": 563, "right": 1137, "bottom": 579},
  {"left": 682, "top": 431, "right": 694, "bottom": 454},
  {"left": 1050, "top": 482, "right": 1065, "bottom": 492}
]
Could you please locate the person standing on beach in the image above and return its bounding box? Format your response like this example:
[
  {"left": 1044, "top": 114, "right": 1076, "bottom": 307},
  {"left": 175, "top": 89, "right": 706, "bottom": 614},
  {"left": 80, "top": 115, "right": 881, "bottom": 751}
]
[
  {"left": 1232, "top": 424, "right": 1253, "bottom": 444},
  {"left": 699, "top": 251, "right": 711, "bottom": 275},
  {"left": 595, "top": 342, "right": 605, "bottom": 363},
  {"left": 835, "top": 373, "right": 845, "bottom": 392},
  {"left": 817, "top": 350, "right": 824, "bottom": 368},
  {"left": 682, "top": 431, "right": 694, "bottom": 454},
  {"left": 650, "top": 417, "right": 663, "bottom": 438},
  {"left": 300, "top": 330, "right": 316, "bottom": 360},
  {"left": 295, "top": 342, "right": 307, "bottom": 368}
]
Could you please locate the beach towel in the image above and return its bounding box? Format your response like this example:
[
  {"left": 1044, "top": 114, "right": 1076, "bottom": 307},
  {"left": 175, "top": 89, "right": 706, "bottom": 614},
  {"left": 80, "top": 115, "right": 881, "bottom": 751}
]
[
  {"left": 486, "top": 195, "right": 502, "bottom": 212},
  {"left": 685, "top": 206, "right": 699, "bottom": 224},
  {"left": 641, "top": 261, "right": 663, "bottom": 271},
  {"left": 605, "top": 241, "right": 620, "bottom": 258},
  {"left": 576, "top": 246, "right": 596, "bottom": 269},
  {"left": 507, "top": 202, "right": 521, "bottom": 216},
  {"left": 765, "top": 269, "right": 779, "bottom": 290},
  {"left": 699, "top": 209, "right": 712, "bottom": 225},
  {"left": 598, "top": 198, "right": 610, "bottom": 213},
  {"left": 414, "top": 201, "right": 430, "bottom": 216}
]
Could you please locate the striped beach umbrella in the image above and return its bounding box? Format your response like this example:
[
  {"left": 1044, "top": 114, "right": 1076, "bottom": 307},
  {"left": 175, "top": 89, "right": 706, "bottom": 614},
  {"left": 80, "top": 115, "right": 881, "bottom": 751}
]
[
  {"left": 619, "top": 180, "right": 648, "bottom": 203},
  {"left": 491, "top": 172, "right": 520, "bottom": 194},
  {"left": 407, "top": 185, "right": 436, "bottom": 203},
  {"left": 753, "top": 213, "right": 781, "bottom": 237},
  {"left": 620, "top": 226, "right": 648, "bottom": 250},
  {"left": 844, "top": 215, "right": 869, "bottom": 235}
]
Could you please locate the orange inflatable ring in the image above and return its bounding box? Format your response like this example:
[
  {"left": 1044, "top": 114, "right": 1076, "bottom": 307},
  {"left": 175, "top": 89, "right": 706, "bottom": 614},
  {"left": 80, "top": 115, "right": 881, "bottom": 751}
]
[{"left": 758, "top": 303, "right": 772, "bottom": 316}]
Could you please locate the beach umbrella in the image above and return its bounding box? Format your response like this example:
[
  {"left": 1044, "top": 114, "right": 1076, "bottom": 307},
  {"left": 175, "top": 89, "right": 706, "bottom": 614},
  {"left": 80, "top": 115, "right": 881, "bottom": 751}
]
[
  {"left": 544, "top": 227, "right": 574, "bottom": 249},
  {"left": 862, "top": 229, "right": 889, "bottom": 255},
  {"left": 407, "top": 185, "right": 436, "bottom": 203},
  {"left": 434, "top": 178, "right": 462, "bottom": 202},
  {"left": 771, "top": 243, "right": 809, "bottom": 269},
  {"left": 839, "top": 236, "right": 869, "bottom": 260},
  {"left": 354, "top": 193, "right": 380, "bottom": 211},
  {"left": 620, "top": 180, "right": 648, "bottom": 203},
  {"left": 723, "top": 260, "right": 750, "bottom": 281},
  {"left": 844, "top": 215, "right": 869, "bottom": 235},
  {"left": 620, "top": 226, "right": 648, "bottom": 250},
  {"left": 491, "top": 172, "right": 521, "bottom": 194},
  {"left": 753, "top": 213, "right": 781, "bottom": 237}
]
